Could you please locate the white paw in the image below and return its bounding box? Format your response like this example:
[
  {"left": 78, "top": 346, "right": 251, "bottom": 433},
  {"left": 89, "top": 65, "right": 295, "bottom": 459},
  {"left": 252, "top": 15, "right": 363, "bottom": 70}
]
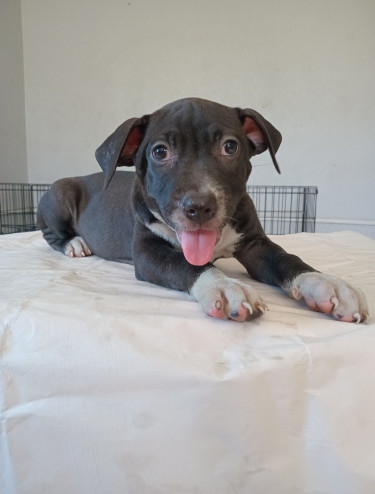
[
  {"left": 64, "top": 236, "right": 92, "bottom": 258},
  {"left": 286, "top": 272, "right": 369, "bottom": 323},
  {"left": 190, "top": 268, "right": 267, "bottom": 322}
]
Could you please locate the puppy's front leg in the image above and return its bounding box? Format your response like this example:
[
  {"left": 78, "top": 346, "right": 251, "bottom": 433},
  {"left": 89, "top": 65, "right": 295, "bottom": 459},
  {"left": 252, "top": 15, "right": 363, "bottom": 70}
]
[
  {"left": 236, "top": 235, "right": 369, "bottom": 323},
  {"left": 133, "top": 225, "right": 266, "bottom": 321}
]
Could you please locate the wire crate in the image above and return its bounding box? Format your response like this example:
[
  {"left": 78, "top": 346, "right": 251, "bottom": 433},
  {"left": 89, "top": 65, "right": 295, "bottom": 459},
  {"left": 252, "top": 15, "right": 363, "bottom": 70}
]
[
  {"left": 0, "top": 183, "right": 50, "bottom": 234},
  {"left": 247, "top": 185, "right": 318, "bottom": 234},
  {"left": 0, "top": 183, "right": 317, "bottom": 235}
]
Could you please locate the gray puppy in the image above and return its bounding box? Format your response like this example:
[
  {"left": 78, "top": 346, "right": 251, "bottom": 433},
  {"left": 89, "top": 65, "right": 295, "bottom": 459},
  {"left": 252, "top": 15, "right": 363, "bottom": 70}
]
[{"left": 37, "top": 98, "right": 368, "bottom": 323}]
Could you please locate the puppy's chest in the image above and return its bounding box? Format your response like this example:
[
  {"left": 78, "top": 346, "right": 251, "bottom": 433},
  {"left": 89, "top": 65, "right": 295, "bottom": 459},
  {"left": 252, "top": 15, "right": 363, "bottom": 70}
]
[
  {"left": 212, "top": 225, "right": 243, "bottom": 260},
  {"left": 147, "top": 217, "right": 242, "bottom": 261}
]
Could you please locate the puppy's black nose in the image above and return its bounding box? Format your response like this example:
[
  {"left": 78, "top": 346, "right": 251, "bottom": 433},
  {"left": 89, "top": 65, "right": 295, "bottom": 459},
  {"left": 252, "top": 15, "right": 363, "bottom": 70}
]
[{"left": 182, "top": 193, "right": 217, "bottom": 224}]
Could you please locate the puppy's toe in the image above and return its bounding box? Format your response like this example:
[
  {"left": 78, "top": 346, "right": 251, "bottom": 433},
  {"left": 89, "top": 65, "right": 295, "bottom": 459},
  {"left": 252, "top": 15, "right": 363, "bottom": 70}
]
[
  {"left": 225, "top": 283, "right": 267, "bottom": 321},
  {"left": 64, "top": 236, "right": 91, "bottom": 258},
  {"left": 331, "top": 288, "right": 369, "bottom": 323}
]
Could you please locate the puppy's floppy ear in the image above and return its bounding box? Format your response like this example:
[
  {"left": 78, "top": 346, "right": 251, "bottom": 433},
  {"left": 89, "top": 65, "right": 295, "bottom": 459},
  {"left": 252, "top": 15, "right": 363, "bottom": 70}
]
[
  {"left": 238, "top": 108, "right": 282, "bottom": 174},
  {"left": 95, "top": 116, "right": 148, "bottom": 188}
]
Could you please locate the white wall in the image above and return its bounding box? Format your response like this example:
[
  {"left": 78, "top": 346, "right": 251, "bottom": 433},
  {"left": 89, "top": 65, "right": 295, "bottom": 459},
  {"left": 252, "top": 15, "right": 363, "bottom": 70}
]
[
  {"left": 13, "top": 1, "right": 375, "bottom": 237},
  {"left": 0, "top": 0, "right": 28, "bottom": 182}
]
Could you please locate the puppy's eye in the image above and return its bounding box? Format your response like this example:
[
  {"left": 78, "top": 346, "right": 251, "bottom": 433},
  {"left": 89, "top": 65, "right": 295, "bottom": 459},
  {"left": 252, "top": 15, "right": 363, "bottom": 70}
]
[
  {"left": 152, "top": 145, "right": 170, "bottom": 161},
  {"left": 222, "top": 139, "right": 238, "bottom": 156}
]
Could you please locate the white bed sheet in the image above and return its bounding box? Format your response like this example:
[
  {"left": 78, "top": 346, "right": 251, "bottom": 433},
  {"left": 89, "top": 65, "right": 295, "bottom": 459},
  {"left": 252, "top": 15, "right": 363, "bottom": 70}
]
[{"left": 1, "top": 231, "right": 374, "bottom": 494}]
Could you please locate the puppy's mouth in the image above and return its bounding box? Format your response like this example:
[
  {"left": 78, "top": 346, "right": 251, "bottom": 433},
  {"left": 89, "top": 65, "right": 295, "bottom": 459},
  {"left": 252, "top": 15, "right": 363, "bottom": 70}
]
[{"left": 177, "top": 229, "right": 222, "bottom": 266}]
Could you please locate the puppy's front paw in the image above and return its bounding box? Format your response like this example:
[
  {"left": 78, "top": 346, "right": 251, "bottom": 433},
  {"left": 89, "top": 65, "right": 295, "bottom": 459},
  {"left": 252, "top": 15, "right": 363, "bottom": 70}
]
[
  {"left": 190, "top": 268, "right": 267, "bottom": 322},
  {"left": 287, "top": 272, "right": 369, "bottom": 323},
  {"left": 64, "top": 236, "right": 92, "bottom": 258}
]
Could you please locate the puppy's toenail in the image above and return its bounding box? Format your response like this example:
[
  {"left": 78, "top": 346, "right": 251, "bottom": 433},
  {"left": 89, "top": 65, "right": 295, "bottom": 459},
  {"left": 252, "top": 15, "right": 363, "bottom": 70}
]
[
  {"left": 353, "top": 312, "right": 361, "bottom": 323},
  {"left": 255, "top": 303, "right": 267, "bottom": 314},
  {"left": 242, "top": 301, "right": 253, "bottom": 315},
  {"left": 215, "top": 300, "right": 222, "bottom": 311}
]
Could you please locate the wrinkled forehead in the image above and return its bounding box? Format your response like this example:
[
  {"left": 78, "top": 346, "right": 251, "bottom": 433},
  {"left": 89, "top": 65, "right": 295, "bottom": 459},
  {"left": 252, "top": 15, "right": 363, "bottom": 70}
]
[{"left": 146, "top": 98, "right": 242, "bottom": 141}]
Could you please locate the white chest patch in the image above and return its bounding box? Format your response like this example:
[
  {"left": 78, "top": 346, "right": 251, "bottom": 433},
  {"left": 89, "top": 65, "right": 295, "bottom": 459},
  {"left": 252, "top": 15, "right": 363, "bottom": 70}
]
[
  {"left": 146, "top": 211, "right": 181, "bottom": 248},
  {"left": 212, "top": 224, "right": 243, "bottom": 260}
]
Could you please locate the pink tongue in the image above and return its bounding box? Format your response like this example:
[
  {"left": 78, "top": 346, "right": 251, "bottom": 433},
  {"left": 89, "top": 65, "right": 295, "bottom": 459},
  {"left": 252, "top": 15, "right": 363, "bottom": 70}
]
[{"left": 180, "top": 230, "right": 217, "bottom": 266}]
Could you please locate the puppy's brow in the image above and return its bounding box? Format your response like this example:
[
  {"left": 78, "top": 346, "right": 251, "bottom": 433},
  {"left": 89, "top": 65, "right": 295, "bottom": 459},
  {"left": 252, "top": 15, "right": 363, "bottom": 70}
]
[
  {"left": 211, "top": 129, "right": 224, "bottom": 143},
  {"left": 208, "top": 125, "right": 238, "bottom": 144},
  {"left": 158, "top": 130, "right": 178, "bottom": 146}
]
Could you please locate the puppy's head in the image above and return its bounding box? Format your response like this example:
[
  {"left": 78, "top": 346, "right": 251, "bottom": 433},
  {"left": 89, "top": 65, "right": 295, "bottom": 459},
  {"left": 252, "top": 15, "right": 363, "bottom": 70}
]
[{"left": 95, "top": 97, "right": 282, "bottom": 265}]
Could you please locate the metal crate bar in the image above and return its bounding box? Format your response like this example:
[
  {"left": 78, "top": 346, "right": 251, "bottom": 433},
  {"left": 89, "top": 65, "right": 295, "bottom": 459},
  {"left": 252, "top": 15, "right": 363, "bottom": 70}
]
[
  {"left": 0, "top": 183, "right": 50, "bottom": 234},
  {"left": 246, "top": 185, "right": 318, "bottom": 234},
  {"left": 0, "top": 183, "right": 317, "bottom": 235}
]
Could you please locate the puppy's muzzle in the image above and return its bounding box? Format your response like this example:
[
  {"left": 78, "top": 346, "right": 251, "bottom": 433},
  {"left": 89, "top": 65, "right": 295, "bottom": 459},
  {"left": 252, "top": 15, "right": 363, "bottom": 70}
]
[{"left": 182, "top": 192, "right": 218, "bottom": 225}]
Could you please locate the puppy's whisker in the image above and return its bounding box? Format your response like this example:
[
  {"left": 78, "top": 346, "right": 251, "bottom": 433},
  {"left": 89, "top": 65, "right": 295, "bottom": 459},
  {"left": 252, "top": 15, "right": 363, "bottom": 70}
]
[{"left": 223, "top": 216, "right": 239, "bottom": 225}]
